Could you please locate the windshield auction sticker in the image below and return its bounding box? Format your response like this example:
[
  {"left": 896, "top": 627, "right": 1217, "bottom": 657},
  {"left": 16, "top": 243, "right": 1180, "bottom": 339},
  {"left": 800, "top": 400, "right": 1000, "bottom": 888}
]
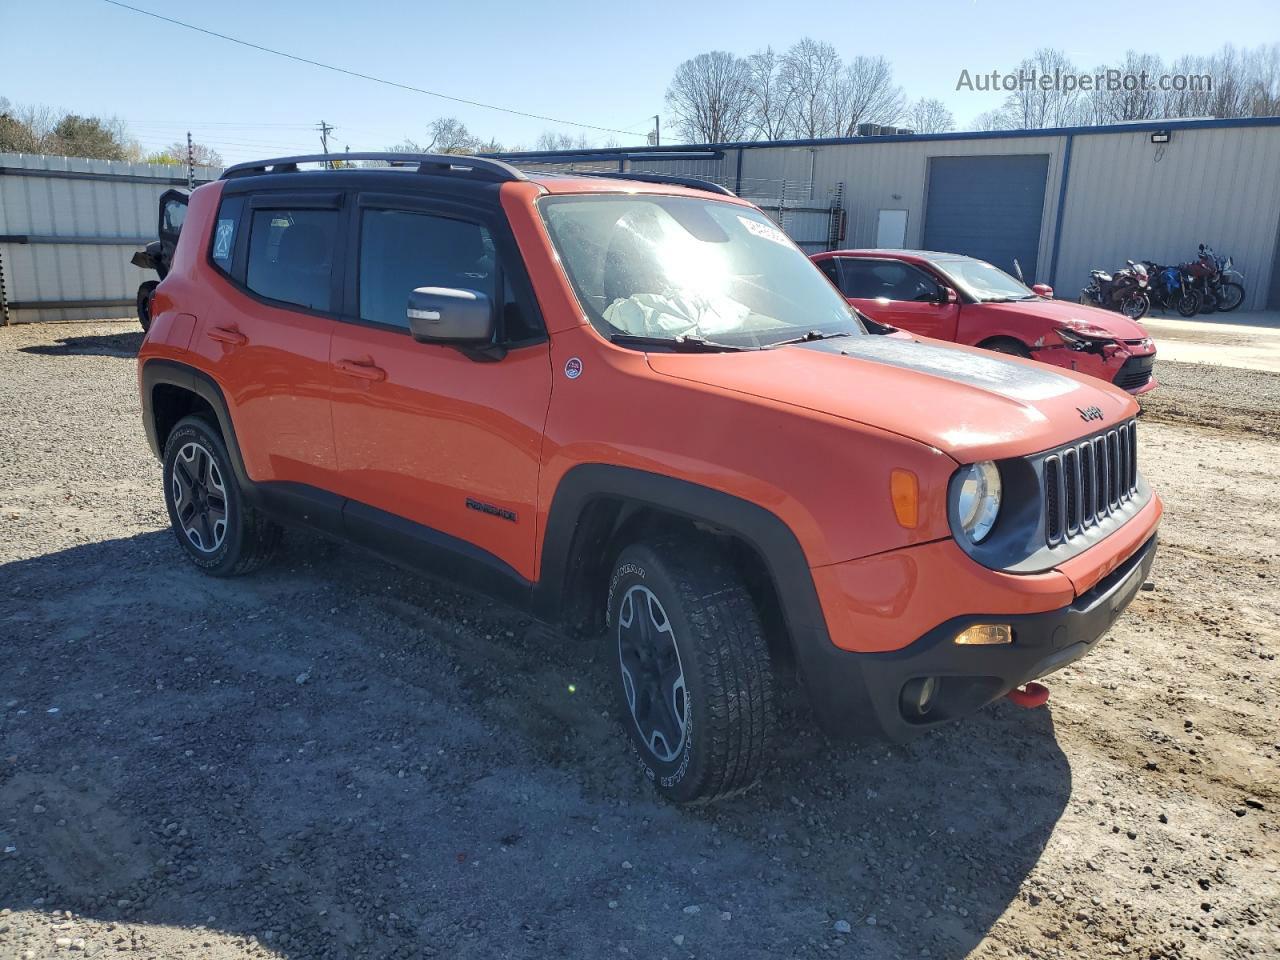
[{"left": 738, "top": 216, "right": 790, "bottom": 246}]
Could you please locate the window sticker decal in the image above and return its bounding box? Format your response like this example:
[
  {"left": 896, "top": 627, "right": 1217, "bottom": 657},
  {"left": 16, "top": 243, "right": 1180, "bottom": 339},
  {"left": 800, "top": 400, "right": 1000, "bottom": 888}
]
[{"left": 212, "top": 219, "right": 236, "bottom": 262}]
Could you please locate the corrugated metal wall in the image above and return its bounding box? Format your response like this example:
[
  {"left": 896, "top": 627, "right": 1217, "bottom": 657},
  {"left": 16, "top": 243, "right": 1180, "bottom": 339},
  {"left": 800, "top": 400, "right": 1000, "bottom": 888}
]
[
  {"left": 736, "top": 136, "right": 1070, "bottom": 284},
  {"left": 0, "top": 153, "right": 220, "bottom": 324},
  {"left": 1052, "top": 126, "right": 1280, "bottom": 310}
]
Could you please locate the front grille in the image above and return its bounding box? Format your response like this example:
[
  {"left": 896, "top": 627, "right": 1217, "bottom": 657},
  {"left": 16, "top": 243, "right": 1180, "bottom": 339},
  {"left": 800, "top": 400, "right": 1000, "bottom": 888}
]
[
  {"left": 1043, "top": 420, "right": 1139, "bottom": 545},
  {"left": 1114, "top": 355, "right": 1155, "bottom": 391}
]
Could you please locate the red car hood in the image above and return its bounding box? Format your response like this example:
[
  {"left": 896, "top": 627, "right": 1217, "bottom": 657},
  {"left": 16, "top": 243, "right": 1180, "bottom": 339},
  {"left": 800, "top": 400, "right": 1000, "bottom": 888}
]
[
  {"left": 982, "top": 299, "right": 1151, "bottom": 340},
  {"left": 647, "top": 335, "right": 1139, "bottom": 463}
]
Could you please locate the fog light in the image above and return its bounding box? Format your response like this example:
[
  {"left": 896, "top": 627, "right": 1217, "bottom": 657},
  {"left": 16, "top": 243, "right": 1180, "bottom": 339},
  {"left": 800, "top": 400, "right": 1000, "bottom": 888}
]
[
  {"left": 901, "top": 676, "right": 938, "bottom": 718},
  {"left": 954, "top": 624, "right": 1013, "bottom": 645}
]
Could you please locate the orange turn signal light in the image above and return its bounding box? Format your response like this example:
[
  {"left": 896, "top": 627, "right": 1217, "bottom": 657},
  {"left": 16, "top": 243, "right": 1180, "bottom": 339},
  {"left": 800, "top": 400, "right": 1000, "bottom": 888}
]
[
  {"left": 954, "top": 624, "right": 1013, "bottom": 645},
  {"left": 890, "top": 469, "right": 918, "bottom": 529}
]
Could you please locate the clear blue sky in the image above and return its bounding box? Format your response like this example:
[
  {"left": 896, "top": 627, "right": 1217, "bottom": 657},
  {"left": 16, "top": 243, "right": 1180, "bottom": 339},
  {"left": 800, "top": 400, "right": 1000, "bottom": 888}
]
[{"left": 2, "top": 0, "right": 1275, "bottom": 164}]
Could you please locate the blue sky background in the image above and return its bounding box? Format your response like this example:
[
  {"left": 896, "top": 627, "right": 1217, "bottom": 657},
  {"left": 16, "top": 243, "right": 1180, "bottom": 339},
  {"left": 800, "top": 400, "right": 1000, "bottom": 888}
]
[{"left": 2, "top": 0, "right": 1275, "bottom": 164}]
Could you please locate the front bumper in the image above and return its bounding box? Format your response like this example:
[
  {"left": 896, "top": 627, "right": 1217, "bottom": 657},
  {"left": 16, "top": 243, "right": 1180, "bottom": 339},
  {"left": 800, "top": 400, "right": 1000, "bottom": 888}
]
[{"left": 801, "top": 534, "right": 1158, "bottom": 742}]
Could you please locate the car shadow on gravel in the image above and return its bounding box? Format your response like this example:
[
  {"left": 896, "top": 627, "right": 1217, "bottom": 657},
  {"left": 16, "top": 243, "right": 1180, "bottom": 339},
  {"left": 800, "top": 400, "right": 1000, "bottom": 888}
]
[
  {"left": 17, "top": 330, "right": 143, "bottom": 358},
  {"left": 1, "top": 529, "right": 1072, "bottom": 959}
]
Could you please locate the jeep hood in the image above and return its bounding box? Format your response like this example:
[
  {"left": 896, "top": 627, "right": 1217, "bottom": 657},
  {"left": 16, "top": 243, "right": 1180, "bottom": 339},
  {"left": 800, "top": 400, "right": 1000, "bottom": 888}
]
[
  {"left": 645, "top": 335, "right": 1139, "bottom": 462},
  {"left": 985, "top": 299, "right": 1151, "bottom": 341}
]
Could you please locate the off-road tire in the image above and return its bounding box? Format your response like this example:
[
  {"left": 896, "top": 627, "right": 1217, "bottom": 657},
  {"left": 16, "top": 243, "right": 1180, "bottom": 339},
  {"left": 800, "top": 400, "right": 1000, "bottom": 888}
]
[
  {"left": 162, "top": 415, "right": 282, "bottom": 576},
  {"left": 606, "top": 538, "right": 775, "bottom": 804}
]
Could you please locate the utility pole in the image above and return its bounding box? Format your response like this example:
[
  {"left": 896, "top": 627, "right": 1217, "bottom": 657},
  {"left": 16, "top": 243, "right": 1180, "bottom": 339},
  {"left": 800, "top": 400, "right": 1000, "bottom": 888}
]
[
  {"left": 186, "top": 131, "right": 195, "bottom": 190},
  {"left": 652, "top": 115, "right": 660, "bottom": 147},
  {"left": 317, "top": 120, "right": 335, "bottom": 168}
]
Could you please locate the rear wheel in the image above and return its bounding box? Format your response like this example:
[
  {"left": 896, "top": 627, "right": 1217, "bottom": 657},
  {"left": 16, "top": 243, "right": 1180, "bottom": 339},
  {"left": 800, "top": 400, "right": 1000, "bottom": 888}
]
[
  {"left": 607, "top": 538, "right": 775, "bottom": 804},
  {"left": 162, "top": 415, "right": 282, "bottom": 576},
  {"left": 137, "top": 281, "right": 158, "bottom": 333},
  {"left": 1215, "top": 281, "right": 1245, "bottom": 312},
  {"left": 1176, "top": 290, "right": 1201, "bottom": 317}
]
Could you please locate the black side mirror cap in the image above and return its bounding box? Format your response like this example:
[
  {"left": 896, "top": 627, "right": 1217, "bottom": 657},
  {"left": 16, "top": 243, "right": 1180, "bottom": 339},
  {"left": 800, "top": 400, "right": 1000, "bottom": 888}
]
[{"left": 407, "top": 287, "right": 495, "bottom": 345}]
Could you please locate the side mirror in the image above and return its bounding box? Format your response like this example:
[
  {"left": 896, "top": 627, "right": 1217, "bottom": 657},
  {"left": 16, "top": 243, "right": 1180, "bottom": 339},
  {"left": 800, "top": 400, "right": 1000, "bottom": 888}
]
[
  {"left": 938, "top": 286, "right": 958, "bottom": 304},
  {"left": 1031, "top": 283, "right": 1054, "bottom": 298},
  {"left": 407, "top": 287, "right": 495, "bottom": 345}
]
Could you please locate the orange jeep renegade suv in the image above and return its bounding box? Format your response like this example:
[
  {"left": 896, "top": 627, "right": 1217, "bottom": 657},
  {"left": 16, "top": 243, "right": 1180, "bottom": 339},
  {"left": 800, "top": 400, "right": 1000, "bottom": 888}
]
[{"left": 138, "top": 154, "right": 1161, "bottom": 803}]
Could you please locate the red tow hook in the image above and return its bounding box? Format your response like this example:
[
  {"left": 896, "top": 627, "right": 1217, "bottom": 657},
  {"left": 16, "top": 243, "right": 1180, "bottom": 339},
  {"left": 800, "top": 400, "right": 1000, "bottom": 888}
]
[{"left": 1006, "top": 681, "right": 1050, "bottom": 709}]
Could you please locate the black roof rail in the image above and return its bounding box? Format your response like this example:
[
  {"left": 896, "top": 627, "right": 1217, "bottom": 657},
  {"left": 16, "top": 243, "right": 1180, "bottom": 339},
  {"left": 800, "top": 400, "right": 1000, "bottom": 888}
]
[
  {"left": 562, "top": 171, "right": 736, "bottom": 197},
  {"left": 220, "top": 153, "right": 528, "bottom": 183}
]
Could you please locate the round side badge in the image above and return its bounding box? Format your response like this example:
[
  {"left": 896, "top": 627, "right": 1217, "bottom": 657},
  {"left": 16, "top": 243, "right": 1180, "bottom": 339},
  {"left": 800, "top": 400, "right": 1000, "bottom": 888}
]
[{"left": 564, "top": 357, "right": 583, "bottom": 380}]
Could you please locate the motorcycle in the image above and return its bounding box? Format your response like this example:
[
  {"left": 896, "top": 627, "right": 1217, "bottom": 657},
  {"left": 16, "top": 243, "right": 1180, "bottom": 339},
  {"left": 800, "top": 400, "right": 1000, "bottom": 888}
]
[
  {"left": 1141, "top": 260, "right": 1201, "bottom": 317},
  {"left": 1080, "top": 260, "right": 1150, "bottom": 319},
  {"left": 128, "top": 189, "right": 188, "bottom": 332},
  {"left": 1188, "top": 244, "right": 1246, "bottom": 313}
]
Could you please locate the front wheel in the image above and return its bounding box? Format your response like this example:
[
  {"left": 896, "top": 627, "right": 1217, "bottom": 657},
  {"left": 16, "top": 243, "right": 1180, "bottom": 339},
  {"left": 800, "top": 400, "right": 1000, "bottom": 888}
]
[
  {"left": 1121, "top": 293, "right": 1149, "bottom": 320},
  {"left": 607, "top": 538, "right": 775, "bottom": 804},
  {"left": 1215, "top": 281, "right": 1245, "bottom": 312},
  {"left": 163, "top": 415, "right": 282, "bottom": 576}
]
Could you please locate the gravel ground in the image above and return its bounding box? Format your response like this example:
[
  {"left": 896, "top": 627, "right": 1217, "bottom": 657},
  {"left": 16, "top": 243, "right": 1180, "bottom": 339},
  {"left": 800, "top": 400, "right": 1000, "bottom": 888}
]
[{"left": 1, "top": 323, "right": 1277, "bottom": 960}]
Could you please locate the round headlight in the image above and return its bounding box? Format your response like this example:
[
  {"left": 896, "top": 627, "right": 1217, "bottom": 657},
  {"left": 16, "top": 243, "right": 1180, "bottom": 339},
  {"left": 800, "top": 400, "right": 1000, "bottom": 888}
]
[{"left": 956, "top": 461, "right": 1002, "bottom": 543}]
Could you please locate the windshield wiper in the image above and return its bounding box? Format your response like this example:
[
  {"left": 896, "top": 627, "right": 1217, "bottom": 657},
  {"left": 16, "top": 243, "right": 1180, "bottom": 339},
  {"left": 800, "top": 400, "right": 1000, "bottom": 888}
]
[
  {"left": 609, "top": 333, "right": 749, "bottom": 353},
  {"left": 766, "top": 330, "right": 854, "bottom": 348},
  {"left": 983, "top": 295, "right": 1037, "bottom": 303}
]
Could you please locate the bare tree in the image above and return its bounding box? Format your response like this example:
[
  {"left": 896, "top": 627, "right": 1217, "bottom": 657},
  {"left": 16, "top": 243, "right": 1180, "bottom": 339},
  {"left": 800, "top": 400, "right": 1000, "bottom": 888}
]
[
  {"left": 746, "top": 47, "right": 791, "bottom": 140},
  {"left": 779, "top": 38, "right": 843, "bottom": 138},
  {"left": 970, "top": 108, "right": 1011, "bottom": 131},
  {"left": 665, "top": 51, "right": 754, "bottom": 143},
  {"left": 424, "top": 117, "right": 480, "bottom": 154},
  {"left": 1002, "top": 48, "right": 1085, "bottom": 129},
  {"left": 832, "top": 55, "right": 905, "bottom": 135},
  {"left": 1246, "top": 43, "right": 1280, "bottom": 116},
  {"left": 906, "top": 98, "right": 955, "bottom": 134},
  {"left": 535, "top": 130, "right": 593, "bottom": 151}
]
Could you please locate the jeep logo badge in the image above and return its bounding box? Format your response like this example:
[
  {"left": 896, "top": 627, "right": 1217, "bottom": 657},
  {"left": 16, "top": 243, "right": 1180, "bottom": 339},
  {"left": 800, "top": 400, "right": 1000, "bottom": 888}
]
[{"left": 1077, "top": 405, "right": 1104, "bottom": 422}]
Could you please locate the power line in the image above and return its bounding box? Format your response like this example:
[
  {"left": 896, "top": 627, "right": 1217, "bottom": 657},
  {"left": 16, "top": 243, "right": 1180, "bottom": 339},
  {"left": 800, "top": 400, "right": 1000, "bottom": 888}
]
[{"left": 97, "top": 0, "right": 648, "bottom": 137}]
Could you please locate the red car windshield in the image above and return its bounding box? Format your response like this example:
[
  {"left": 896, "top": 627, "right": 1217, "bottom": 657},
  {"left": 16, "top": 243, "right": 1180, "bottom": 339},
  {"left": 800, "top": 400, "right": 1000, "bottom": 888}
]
[{"left": 932, "top": 257, "right": 1038, "bottom": 302}]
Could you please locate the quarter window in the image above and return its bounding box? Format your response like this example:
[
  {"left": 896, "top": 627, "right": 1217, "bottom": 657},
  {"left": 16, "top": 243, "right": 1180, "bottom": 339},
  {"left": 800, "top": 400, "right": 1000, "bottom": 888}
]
[
  {"left": 358, "top": 209, "right": 498, "bottom": 330},
  {"left": 245, "top": 208, "right": 338, "bottom": 311},
  {"left": 209, "top": 196, "right": 243, "bottom": 274}
]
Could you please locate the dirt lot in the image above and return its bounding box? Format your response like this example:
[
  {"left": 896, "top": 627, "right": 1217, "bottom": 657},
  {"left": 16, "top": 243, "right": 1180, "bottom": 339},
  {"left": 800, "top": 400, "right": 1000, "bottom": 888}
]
[{"left": 1, "top": 321, "right": 1277, "bottom": 960}]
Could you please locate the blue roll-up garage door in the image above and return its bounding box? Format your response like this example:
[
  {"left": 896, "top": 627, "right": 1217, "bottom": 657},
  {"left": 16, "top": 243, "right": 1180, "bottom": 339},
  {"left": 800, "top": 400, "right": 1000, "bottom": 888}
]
[{"left": 923, "top": 155, "right": 1050, "bottom": 282}]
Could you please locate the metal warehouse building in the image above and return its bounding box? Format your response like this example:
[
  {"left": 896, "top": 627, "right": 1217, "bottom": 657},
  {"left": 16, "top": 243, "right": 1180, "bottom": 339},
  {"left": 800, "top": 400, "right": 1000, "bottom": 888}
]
[{"left": 495, "top": 116, "right": 1280, "bottom": 311}]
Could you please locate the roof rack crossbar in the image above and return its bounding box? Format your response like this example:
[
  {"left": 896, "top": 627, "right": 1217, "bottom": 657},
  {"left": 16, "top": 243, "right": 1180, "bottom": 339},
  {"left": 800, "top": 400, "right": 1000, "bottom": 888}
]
[
  {"left": 220, "top": 153, "right": 528, "bottom": 183},
  {"left": 564, "top": 171, "right": 736, "bottom": 197}
]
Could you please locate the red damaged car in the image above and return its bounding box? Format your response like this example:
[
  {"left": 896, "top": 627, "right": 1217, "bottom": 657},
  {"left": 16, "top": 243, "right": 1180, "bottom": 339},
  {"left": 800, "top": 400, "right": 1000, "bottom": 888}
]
[{"left": 811, "top": 249, "right": 1157, "bottom": 394}]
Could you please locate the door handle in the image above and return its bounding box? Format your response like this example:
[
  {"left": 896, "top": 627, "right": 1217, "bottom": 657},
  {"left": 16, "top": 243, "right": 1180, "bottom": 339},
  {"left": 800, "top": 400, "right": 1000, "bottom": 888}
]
[
  {"left": 335, "top": 359, "right": 387, "bottom": 382},
  {"left": 207, "top": 326, "right": 247, "bottom": 346}
]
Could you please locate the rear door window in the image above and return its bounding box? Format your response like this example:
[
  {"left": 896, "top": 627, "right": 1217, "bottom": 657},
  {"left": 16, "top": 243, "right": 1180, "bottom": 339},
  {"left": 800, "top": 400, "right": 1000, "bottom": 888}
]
[{"left": 245, "top": 208, "right": 338, "bottom": 311}]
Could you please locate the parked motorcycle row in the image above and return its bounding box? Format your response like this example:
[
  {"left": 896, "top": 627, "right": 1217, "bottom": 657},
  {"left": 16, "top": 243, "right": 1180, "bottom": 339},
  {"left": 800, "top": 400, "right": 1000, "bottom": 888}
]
[{"left": 1079, "top": 244, "right": 1246, "bottom": 320}]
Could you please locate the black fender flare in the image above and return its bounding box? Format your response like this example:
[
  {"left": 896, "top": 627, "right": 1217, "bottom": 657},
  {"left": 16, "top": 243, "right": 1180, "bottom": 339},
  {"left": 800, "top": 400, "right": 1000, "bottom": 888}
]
[
  {"left": 140, "top": 358, "right": 253, "bottom": 493},
  {"left": 534, "top": 464, "right": 853, "bottom": 731}
]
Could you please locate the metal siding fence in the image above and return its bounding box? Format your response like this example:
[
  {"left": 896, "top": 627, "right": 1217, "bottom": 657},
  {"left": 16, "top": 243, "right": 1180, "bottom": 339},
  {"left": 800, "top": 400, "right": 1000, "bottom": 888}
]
[{"left": 0, "top": 153, "right": 221, "bottom": 324}]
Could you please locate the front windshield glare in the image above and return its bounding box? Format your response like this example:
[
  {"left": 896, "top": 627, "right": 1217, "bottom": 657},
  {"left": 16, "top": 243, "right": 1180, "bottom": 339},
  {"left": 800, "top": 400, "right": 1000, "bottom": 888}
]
[
  {"left": 540, "top": 195, "right": 863, "bottom": 347},
  {"left": 937, "top": 258, "right": 1036, "bottom": 301}
]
